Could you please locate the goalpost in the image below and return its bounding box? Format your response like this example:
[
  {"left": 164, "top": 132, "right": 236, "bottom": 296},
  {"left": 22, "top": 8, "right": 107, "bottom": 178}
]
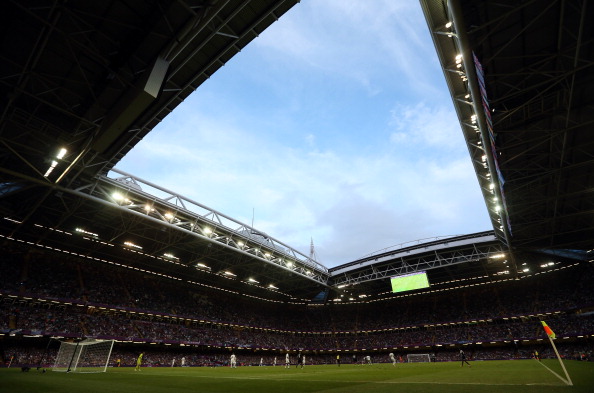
[
  {"left": 53, "top": 339, "right": 115, "bottom": 373},
  {"left": 406, "top": 353, "right": 431, "bottom": 363}
]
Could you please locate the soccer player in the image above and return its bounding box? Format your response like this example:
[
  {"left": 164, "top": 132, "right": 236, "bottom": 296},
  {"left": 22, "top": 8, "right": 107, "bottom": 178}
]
[
  {"left": 181, "top": 357, "right": 186, "bottom": 367},
  {"left": 285, "top": 352, "right": 290, "bottom": 369},
  {"left": 352, "top": 354, "right": 357, "bottom": 364},
  {"left": 365, "top": 355, "right": 372, "bottom": 365},
  {"left": 259, "top": 357, "right": 264, "bottom": 366},
  {"left": 389, "top": 352, "right": 396, "bottom": 366},
  {"left": 230, "top": 353, "right": 237, "bottom": 368},
  {"left": 459, "top": 349, "right": 471, "bottom": 367},
  {"left": 533, "top": 350, "right": 540, "bottom": 361},
  {"left": 336, "top": 354, "right": 340, "bottom": 367},
  {"left": 296, "top": 352, "right": 303, "bottom": 369},
  {"left": 135, "top": 353, "right": 143, "bottom": 371},
  {"left": 273, "top": 356, "right": 277, "bottom": 366}
]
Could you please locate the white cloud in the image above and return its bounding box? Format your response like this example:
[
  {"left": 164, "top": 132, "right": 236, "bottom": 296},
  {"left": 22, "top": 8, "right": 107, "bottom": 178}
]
[
  {"left": 389, "top": 102, "right": 464, "bottom": 149},
  {"left": 116, "top": 2, "right": 492, "bottom": 268}
]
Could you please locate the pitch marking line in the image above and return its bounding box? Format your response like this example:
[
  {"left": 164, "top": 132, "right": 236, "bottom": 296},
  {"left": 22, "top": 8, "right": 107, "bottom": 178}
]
[{"left": 535, "top": 360, "right": 570, "bottom": 386}]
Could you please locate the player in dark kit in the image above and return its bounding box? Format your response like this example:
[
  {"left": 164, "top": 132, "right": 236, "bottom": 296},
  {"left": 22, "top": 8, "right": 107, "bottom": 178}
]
[
  {"left": 459, "top": 349, "right": 471, "bottom": 367},
  {"left": 296, "top": 352, "right": 303, "bottom": 369}
]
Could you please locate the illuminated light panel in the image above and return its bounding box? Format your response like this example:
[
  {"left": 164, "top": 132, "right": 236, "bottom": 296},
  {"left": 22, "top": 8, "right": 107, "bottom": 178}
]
[
  {"left": 124, "top": 241, "right": 142, "bottom": 250},
  {"left": 43, "top": 160, "right": 58, "bottom": 177},
  {"left": 75, "top": 227, "right": 98, "bottom": 237}
]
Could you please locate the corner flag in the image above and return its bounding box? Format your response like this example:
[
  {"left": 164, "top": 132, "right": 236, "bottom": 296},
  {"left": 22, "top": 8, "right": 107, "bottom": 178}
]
[{"left": 541, "top": 321, "right": 556, "bottom": 339}]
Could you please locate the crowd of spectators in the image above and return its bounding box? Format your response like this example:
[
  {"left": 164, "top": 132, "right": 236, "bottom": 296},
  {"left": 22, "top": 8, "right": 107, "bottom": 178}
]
[{"left": 1, "top": 245, "right": 594, "bottom": 366}]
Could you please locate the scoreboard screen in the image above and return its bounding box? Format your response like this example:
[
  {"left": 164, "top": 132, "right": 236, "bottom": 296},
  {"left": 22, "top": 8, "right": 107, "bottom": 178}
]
[{"left": 390, "top": 271, "right": 430, "bottom": 293}]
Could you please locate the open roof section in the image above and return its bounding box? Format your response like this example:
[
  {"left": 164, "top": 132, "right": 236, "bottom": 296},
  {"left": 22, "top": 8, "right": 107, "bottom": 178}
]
[{"left": 420, "top": 0, "right": 594, "bottom": 266}]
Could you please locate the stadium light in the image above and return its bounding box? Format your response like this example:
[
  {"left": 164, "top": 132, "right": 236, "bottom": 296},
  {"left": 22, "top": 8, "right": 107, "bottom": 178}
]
[
  {"left": 57, "top": 147, "right": 67, "bottom": 159},
  {"left": 248, "top": 278, "right": 259, "bottom": 284},
  {"left": 124, "top": 241, "right": 142, "bottom": 250},
  {"left": 163, "top": 253, "right": 178, "bottom": 260},
  {"left": 43, "top": 160, "right": 58, "bottom": 177},
  {"left": 75, "top": 227, "right": 98, "bottom": 238},
  {"left": 445, "top": 21, "right": 452, "bottom": 28}
]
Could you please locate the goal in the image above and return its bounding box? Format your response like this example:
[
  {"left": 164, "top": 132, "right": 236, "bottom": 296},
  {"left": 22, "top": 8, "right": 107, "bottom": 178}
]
[
  {"left": 406, "top": 353, "right": 431, "bottom": 363},
  {"left": 53, "top": 339, "right": 115, "bottom": 373}
]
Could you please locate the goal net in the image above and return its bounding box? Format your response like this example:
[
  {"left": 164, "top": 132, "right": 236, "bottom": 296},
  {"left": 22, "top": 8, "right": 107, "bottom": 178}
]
[
  {"left": 53, "top": 339, "right": 114, "bottom": 373},
  {"left": 406, "top": 353, "right": 431, "bottom": 363}
]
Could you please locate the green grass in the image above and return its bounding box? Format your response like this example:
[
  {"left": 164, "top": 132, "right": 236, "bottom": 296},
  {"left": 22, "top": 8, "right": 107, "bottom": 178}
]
[{"left": 2, "top": 360, "right": 593, "bottom": 393}]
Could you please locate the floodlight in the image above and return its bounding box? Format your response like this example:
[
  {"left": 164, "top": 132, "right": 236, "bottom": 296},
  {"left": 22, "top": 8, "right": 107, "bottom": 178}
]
[
  {"left": 43, "top": 160, "right": 58, "bottom": 177},
  {"left": 445, "top": 21, "right": 452, "bottom": 28},
  {"left": 124, "top": 241, "right": 142, "bottom": 250},
  {"left": 57, "top": 148, "right": 67, "bottom": 159}
]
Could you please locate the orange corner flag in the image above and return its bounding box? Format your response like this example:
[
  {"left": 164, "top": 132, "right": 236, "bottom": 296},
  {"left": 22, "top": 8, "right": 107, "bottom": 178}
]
[{"left": 541, "top": 321, "right": 556, "bottom": 339}]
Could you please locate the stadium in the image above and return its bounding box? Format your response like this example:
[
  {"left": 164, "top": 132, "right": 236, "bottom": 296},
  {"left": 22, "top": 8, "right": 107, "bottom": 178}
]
[{"left": 1, "top": 0, "right": 593, "bottom": 392}]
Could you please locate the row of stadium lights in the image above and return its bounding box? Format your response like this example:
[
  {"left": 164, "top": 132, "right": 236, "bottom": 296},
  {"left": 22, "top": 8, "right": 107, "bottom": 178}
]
[
  {"left": 1, "top": 217, "right": 300, "bottom": 303},
  {"left": 442, "top": 20, "right": 504, "bottom": 234},
  {"left": 0, "top": 229, "right": 297, "bottom": 307},
  {"left": 110, "top": 191, "right": 316, "bottom": 280},
  {"left": 2, "top": 217, "right": 581, "bottom": 307},
  {"left": 321, "top": 252, "right": 565, "bottom": 304}
]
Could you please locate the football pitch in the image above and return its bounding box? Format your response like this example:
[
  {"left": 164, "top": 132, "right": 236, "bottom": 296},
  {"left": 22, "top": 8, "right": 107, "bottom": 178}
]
[{"left": 1, "top": 360, "right": 593, "bottom": 393}]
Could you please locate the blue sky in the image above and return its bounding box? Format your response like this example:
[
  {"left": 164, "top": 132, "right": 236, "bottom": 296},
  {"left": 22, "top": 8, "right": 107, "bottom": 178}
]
[{"left": 115, "top": 0, "right": 492, "bottom": 268}]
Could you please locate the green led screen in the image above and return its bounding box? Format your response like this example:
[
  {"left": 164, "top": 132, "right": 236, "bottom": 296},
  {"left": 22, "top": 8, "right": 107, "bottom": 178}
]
[{"left": 390, "top": 271, "right": 430, "bottom": 293}]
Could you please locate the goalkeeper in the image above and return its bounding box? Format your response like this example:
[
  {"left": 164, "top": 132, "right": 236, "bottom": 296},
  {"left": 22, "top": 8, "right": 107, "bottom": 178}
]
[{"left": 135, "top": 353, "right": 144, "bottom": 371}]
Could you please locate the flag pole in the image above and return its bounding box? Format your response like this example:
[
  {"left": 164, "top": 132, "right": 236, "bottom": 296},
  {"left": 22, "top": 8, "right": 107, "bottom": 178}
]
[{"left": 543, "top": 325, "right": 573, "bottom": 386}]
